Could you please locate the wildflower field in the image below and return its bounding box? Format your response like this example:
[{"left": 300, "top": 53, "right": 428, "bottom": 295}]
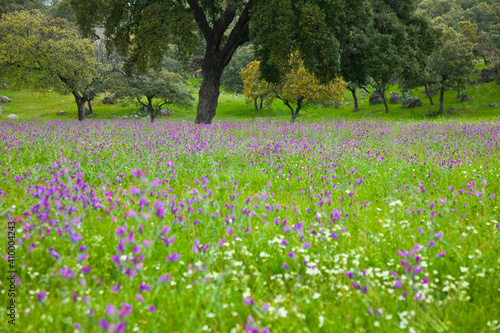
[{"left": 1, "top": 119, "right": 499, "bottom": 333}]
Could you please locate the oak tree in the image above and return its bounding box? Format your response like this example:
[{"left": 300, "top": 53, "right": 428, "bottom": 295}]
[{"left": 69, "top": 0, "right": 370, "bottom": 124}]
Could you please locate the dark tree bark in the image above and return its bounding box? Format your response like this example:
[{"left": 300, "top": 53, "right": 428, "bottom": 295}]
[
  {"left": 190, "top": 0, "right": 255, "bottom": 124},
  {"left": 349, "top": 87, "right": 359, "bottom": 110},
  {"left": 283, "top": 97, "right": 303, "bottom": 123},
  {"left": 254, "top": 98, "right": 259, "bottom": 114},
  {"left": 424, "top": 84, "right": 434, "bottom": 105},
  {"left": 259, "top": 97, "right": 263, "bottom": 110},
  {"left": 439, "top": 86, "right": 445, "bottom": 115},
  {"left": 377, "top": 89, "right": 388, "bottom": 113},
  {"left": 72, "top": 92, "right": 86, "bottom": 121},
  {"left": 87, "top": 99, "right": 93, "bottom": 114}
]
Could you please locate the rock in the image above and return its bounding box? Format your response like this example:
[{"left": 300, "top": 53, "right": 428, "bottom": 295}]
[
  {"left": 402, "top": 93, "right": 411, "bottom": 99},
  {"left": 359, "top": 94, "right": 367, "bottom": 99},
  {"left": 86, "top": 113, "right": 95, "bottom": 118},
  {"left": 369, "top": 92, "right": 384, "bottom": 105},
  {"left": 134, "top": 115, "right": 139, "bottom": 119},
  {"left": 346, "top": 102, "right": 354, "bottom": 106},
  {"left": 402, "top": 97, "right": 424, "bottom": 109},
  {"left": 353, "top": 108, "right": 361, "bottom": 112},
  {"left": 389, "top": 93, "right": 402, "bottom": 104},
  {"left": 56, "top": 111, "right": 67, "bottom": 116},
  {"left": 7, "top": 114, "right": 19, "bottom": 119},
  {"left": 102, "top": 94, "right": 118, "bottom": 104},
  {"left": 489, "top": 103, "right": 498, "bottom": 108},
  {"left": 112, "top": 115, "right": 122, "bottom": 120},
  {"left": 0, "top": 82, "right": 8, "bottom": 90},
  {"left": 0, "top": 106, "right": 3, "bottom": 115},
  {"left": 159, "top": 109, "right": 172, "bottom": 117},
  {"left": 497, "top": 76, "right": 500, "bottom": 85},
  {"left": 457, "top": 93, "right": 471, "bottom": 102},
  {"left": 140, "top": 105, "right": 150, "bottom": 112},
  {"left": 473, "top": 68, "right": 480, "bottom": 74},
  {"left": 84, "top": 107, "right": 93, "bottom": 116},
  {"left": 479, "top": 67, "right": 495, "bottom": 83},
  {"left": 0, "top": 95, "right": 11, "bottom": 103}
]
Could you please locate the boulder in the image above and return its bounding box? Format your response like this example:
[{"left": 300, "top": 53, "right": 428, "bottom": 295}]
[
  {"left": 457, "top": 93, "right": 471, "bottom": 102},
  {"left": 389, "top": 93, "right": 402, "bottom": 104},
  {"left": 102, "top": 93, "right": 118, "bottom": 104},
  {"left": 7, "top": 114, "right": 19, "bottom": 119},
  {"left": 140, "top": 105, "right": 150, "bottom": 112},
  {"left": 56, "top": 111, "right": 67, "bottom": 116},
  {"left": 402, "top": 92, "right": 411, "bottom": 99},
  {"left": 402, "top": 97, "right": 424, "bottom": 109},
  {"left": 84, "top": 107, "right": 92, "bottom": 116},
  {"left": 159, "top": 109, "right": 173, "bottom": 117},
  {"left": 490, "top": 103, "right": 498, "bottom": 108},
  {"left": 112, "top": 115, "right": 122, "bottom": 120},
  {"left": 473, "top": 68, "right": 480, "bottom": 74},
  {"left": 369, "top": 92, "right": 384, "bottom": 105},
  {"left": 479, "top": 67, "right": 495, "bottom": 83},
  {"left": 359, "top": 94, "right": 367, "bottom": 100},
  {"left": 0, "top": 106, "right": 3, "bottom": 114},
  {"left": 0, "top": 95, "right": 11, "bottom": 103},
  {"left": 0, "top": 82, "right": 8, "bottom": 90}
]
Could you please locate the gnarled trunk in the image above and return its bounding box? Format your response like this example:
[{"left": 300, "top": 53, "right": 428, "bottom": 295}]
[
  {"left": 438, "top": 87, "right": 445, "bottom": 115},
  {"left": 195, "top": 62, "right": 224, "bottom": 124},
  {"left": 348, "top": 87, "right": 359, "bottom": 110},
  {"left": 424, "top": 84, "right": 434, "bottom": 105},
  {"left": 73, "top": 92, "right": 86, "bottom": 121},
  {"left": 377, "top": 89, "right": 388, "bottom": 113}
]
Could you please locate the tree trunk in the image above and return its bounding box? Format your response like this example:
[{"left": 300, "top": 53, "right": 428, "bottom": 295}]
[
  {"left": 283, "top": 98, "right": 303, "bottom": 123},
  {"left": 424, "top": 84, "right": 434, "bottom": 105},
  {"left": 457, "top": 81, "right": 460, "bottom": 98},
  {"left": 189, "top": 0, "right": 254, "bottom": 124},
  {"left": 87, "top": 99, "right": 93, "bottom": 114},
  {"left": 254, "top": 98, "right": 259, "bottom": 114},
  {"left": 484, "top": 56, "right": 488, "bottom": 65},
  {"left": 195, "top": 62, "right": 224, "bottom": 124},
  {"left": 439, "top": 87, "right": 445, "bottom": 115},
  {"left": 148, "top": 98, "right": 155, "bottom": 123},
  {"left": 349, "top": 88, "right": 359, "bottom": 110},
  {"left": 259, "top": 97, "right": 263, "bottom": 110},
  {"left": 73, "top": 92, "right": 86, "bottom": 121},
  {"left": 378, "top": 89, "right": 388, "bottom": 113}
]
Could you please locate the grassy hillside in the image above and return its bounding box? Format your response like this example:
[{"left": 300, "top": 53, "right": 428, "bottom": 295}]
[{"left": 1, "top": 66, "right": 499, "bottom": 123}]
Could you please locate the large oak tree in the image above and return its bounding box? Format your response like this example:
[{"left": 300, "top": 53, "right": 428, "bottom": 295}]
[{"left": 70, "top": 0, "right": 369, "bottom": 124}]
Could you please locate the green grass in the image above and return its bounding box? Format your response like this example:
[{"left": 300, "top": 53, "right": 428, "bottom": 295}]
[{"left": 2, "top": 65, "right": 499, "bottom": 123}]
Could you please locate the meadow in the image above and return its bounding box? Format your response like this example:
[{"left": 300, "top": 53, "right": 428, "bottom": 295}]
[{"left": 0, "top": 119, "right": 499, "bottom": 332}]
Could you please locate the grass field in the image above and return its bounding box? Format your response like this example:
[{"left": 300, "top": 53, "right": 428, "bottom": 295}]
[
  {"left": 1, "top": 67, "right": 500, "bottom": 332},
  {"left": 1, "top": 119, "right": 499, "bottom": 332}
]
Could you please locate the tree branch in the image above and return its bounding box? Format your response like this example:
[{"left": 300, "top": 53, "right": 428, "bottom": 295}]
[
  {"left": 187, "top": 0, "right": 212, "bottom": 41},
  {"left": 221, "top": 0, "right": 255, "bottom": 67}
]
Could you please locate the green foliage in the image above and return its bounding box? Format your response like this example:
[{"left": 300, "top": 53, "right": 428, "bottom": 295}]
[
  {"left": 242, "top": 56, "right": 347, "bottom": 123},
  {"left": 107, "top": 68, "right": 193, "bottom": 122},
  {"left": 221, "top": 44, "right": 255, "bottom": 93},
  {"left": 0, "top": 10, "right": 104, "bottom": 119}
]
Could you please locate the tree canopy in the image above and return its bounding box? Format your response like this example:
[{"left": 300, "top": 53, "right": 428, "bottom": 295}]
[
  {"left": 0, "top": 10, "right": 103, "bottom": 120},
  {"left": 69, "top": 0, "right": 371, "bottom": 124}
]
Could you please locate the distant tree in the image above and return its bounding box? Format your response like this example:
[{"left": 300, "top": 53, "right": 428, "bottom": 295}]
[
  {"left": 221, "top": 44, "right": 255, "bottom": 93},
  {"left": 431, "top": 26, "right": 474, "bottom": 114},
  {"left": 458, "top": 20, "right": 478, "bottom": 43},
  {"left": 0, "top": 11, "right": 104, "bottom": 120},
  {"left": 242, "top": 57, "right": 347, "bottom": 123},
  {"left": 0, "top": 0, "right": 46, "bottom": 15},
  {"left": 240, "top": 60, "right": 275, "bottom": 113},
  {"left": 474, "top": 30, "right": 499, "bottom": 64},
  {"left": 107, "top": 69, "right": 193, "bottom": 123},
  {"left": 363, "top": 0, "right": 437, "bottom": 113}
]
